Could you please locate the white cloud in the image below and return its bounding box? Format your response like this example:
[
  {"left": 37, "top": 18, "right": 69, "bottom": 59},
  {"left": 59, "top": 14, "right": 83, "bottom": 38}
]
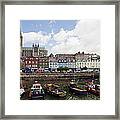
[
  {"left": 23, "top": 32, "right": 50, "bottom": 47},
  {"left": 23, "top": 20, "right": 100, "bottom": 55},
  {"left": 74, "top": 19, "right": 100, "bottom": 36},
  {"left": 51, "top": 20, "right": 100, "bottom": 55},
  {"left": 51, "top": 37, "right": 81, "bottom": 54},
  {"left": 53, "top": 28, "right": 68, "bottom": 43}
]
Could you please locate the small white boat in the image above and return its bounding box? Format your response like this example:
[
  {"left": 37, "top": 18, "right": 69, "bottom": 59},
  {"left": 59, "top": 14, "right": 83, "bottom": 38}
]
[
  {"left": 31, "top": 81, "right": 45, "bottom": 100},
  {"left": 20, "top": 88, "right": 25, "bottom": 96}
]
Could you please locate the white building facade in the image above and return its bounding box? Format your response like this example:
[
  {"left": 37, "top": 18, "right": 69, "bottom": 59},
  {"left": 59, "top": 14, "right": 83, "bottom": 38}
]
[
  {"left": 49, "top": 52, "right": 100, "bottom": 71},
  {"left": 49, "top": 53, "right": 58, "bottom": 71},
  {"left": 75, "top": 52, "right": 100, "bottom": 70}
]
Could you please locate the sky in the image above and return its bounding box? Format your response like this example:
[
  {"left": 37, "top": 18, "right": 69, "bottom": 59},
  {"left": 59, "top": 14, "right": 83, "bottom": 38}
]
[{"left": 20, "top": 20, "right": 100, "bottom": 55}]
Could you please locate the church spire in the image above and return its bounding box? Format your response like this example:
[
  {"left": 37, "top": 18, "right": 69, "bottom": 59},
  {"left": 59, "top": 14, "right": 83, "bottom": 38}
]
[{"left": 20, "top": 29, "right": 23, "bottom": 48}]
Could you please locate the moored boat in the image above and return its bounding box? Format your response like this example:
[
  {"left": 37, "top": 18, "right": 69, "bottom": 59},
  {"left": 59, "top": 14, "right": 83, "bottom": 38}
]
[
  {"left": 87, "top": 84, "right": 100, "bottom": 96},
  {"left": 69, "top": 81, "right": 88, "bottom": 95},
  {"left": 44, "top": 84, "right": 66, "bottom": 97},
  {"left": 20, "top": 88, "right": 25, "bottom": 96},
  {"left": 31, "top": 81, "right": 45, "bottom": 100}
]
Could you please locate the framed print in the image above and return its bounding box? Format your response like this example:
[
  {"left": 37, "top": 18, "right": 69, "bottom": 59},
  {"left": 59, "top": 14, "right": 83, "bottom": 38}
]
[{"left": 0, "top": 0, "right": 119, "bottom": 119}]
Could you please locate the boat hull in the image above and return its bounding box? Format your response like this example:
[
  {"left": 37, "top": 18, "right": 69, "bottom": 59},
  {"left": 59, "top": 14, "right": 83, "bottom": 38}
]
[
  {"left": 45, "top": 89, "right": 66, "bottom": 98},
  {"left": 69, "top": 87, "right": 88, "bottom": 95},
  {"left": 31, "top": 94, "right": 45, "bottom": 100},
  {"left": 88, "top": 89, "right": 100, "bottom": 96}
]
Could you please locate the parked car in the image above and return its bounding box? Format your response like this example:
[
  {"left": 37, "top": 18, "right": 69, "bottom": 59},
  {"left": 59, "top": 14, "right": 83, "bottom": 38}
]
[{"left": 22, "top": 67, "right": 32, "bottom": 73}]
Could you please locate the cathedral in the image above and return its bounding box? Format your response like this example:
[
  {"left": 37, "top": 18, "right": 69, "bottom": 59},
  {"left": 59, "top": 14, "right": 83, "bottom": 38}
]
[{"left": 20, "top": 31, "right": 48, "bottom": 57}]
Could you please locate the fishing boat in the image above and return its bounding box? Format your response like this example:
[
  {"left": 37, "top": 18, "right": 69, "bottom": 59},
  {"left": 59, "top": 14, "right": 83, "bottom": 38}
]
[
  {"left": 69, "top": 81, "right": 88, "bottom": 95},
  {"left": 87, "top": 84, "right": 100, "bottom": 96},
  {"left": 31, "top": 81, "right": 45, "bottom": 100},
  {"left": 44, "top": 84, "right": 66, "bottom": 97}
]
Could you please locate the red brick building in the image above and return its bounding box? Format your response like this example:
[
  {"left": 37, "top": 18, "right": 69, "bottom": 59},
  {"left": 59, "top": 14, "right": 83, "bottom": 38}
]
[{"left": 24, "top": 57, "right": 39, "bottom": 70}]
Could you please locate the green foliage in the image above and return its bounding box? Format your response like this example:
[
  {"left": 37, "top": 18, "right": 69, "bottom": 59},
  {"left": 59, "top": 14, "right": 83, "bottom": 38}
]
[{"left": 57, "top": 66, "right": 69, "bottom": 72}]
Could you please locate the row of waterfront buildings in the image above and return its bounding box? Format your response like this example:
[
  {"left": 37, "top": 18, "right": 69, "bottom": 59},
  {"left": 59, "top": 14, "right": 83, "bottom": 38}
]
[{"left": 20, "top": 32, "right": 100, "bottom": 71}]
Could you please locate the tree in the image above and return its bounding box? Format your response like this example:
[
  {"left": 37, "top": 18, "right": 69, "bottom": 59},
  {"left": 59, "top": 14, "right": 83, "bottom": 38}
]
[
  {"left": 64, "top": 66, "right": 69, "bottom": 72},
  {"left": 57, "top": 66, "right": 69, "bottom": 72},
  {"left": 57, "top": 67, "right": 63, "bottom": 72}
]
